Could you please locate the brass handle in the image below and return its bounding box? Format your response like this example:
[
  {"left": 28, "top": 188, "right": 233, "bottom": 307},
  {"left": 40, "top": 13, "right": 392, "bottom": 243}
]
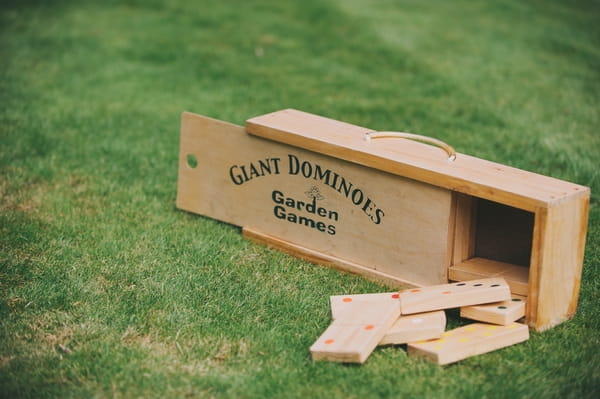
[{"left": 364, "top": 131, "right": 456, "bottom": 162}]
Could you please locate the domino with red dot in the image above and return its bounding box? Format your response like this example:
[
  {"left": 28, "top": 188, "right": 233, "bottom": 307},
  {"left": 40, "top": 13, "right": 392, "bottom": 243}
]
[
  {"left": 310, "top": 297, "right": 401, "bottom": 363},
  {"left": 398, "top": 278, "right": 511, "bottom": 315},
  {"left": 330, "top": 292, "right": 399, "bottom": 320},
  {"left": 330, "top": 292, "right": 446, "bottom": 345}
]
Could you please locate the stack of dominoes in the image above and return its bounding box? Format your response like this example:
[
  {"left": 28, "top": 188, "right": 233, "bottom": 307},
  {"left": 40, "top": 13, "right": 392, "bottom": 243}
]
[{"left": 310, "top": 278, "right": 528, "bottom": 365}]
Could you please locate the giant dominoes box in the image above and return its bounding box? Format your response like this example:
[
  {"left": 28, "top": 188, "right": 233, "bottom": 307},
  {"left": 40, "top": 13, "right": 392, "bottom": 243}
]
[{"left": 176, "top": 109, "right": 590, "bottom": 331}]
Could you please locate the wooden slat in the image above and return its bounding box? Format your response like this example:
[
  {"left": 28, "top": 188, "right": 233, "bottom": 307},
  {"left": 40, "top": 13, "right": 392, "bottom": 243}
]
[
  {"left": 451, "top": 193, "right": 477, "bottom": 265},
  {"left": 329, "top": 292, "right": 445, "bottom": 345},
  {"left": 407, "top": 322, "right": 529, "bottom": 365},
  {"left": 247, "top": 109, "right": 589, "bottom": 212},
  {"left": 398, "top": 277, "right": 511, "bottom": 314},
  {"left": 329, "top": 292, "right": 400, "bottom": 320},
  {"left": 527, "top": 196, "right": 590, "bottom": 330},
  {"left": 448, "top": 257, "right": 529, "bottom": 296},
  {"left": 461, "top": 295, "right": 526, "bottom": 325},
  {"left": 310, "top": 300, "right": 401, "bottom": 363},
  {"left": 243, "top": 228, "right": 422, "bottom": 289}
]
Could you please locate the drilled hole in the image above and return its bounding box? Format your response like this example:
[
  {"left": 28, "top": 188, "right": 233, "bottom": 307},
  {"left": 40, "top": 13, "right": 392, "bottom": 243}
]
[{"left": 187, "top": 154, "right": 198, "bottom": 169}]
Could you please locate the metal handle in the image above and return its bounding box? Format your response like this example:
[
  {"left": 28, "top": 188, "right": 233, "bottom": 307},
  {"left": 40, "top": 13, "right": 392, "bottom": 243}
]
[{"left": 364, "top": 131, "right": 456, "bottom": 162}]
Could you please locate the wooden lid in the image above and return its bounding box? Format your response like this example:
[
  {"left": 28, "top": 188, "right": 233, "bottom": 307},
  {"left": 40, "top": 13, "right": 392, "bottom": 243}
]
[{"left": 247, "top": 109, "right": 589, "bottom": 211}]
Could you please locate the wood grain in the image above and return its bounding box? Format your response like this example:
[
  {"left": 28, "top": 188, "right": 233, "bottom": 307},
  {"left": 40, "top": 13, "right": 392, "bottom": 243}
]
[
  {"left": 310, "top": 300, "right": 401, "bottom": 363},
  {"left": 408, "top": 322, "right": 529, "bottom": 365},
  {"left": 328, "top": 292, "right": 445, "bottom": 345},
  {"left": 448, "top": 258, "right": 529, "bottom": 296},
  {"left": 381, "top": 311, "right": 446, "bottom": 345},
  {"left": 461, "top": 295, "right": 526, "bottom": 325},
  {"left": 247, "top": 109, "right": 589, "bottom": 212},
  {"left": 178, "top": 112, "right": 453, "bottom": 286},
  {"left": 399, "top": 277, "right": 511, "bottom": 314}
]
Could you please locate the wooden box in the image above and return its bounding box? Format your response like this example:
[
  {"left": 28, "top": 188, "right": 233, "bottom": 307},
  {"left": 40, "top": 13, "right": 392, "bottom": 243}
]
[{"left": 176, "top": 109, "right": 590, "bottom": 331}]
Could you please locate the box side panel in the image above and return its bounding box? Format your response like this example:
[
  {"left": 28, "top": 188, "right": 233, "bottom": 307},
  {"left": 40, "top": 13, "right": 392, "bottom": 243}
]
[
  {"left": 528, "top": 195, "right": 589, "bottom": 330},
  {"left": 177, "top": 112, "right": 453, "bottom": 286}
]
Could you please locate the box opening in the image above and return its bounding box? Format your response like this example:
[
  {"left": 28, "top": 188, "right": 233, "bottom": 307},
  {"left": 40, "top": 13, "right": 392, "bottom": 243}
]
[
  {"left": 449, "top": 195, "right": 534, "bottom": 296},
  {"left": 474, "top": 199, "right": 534, "bottom": 267}
]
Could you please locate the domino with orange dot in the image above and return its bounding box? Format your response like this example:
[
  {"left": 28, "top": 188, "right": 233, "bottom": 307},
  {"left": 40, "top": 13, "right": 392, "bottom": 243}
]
[
  {"left": 329, "top": 293, "right": 445, "bottom": 345},
  {"left": 460, "top": 295, "right": 526, "bottom": 325},
  {"left": 398, "top": 278, "right": 511, "bottom": 315},
  {"left": 407, "top": 322, "right": 529, "bottom": 365},
  {"left": 310, "top": 299, "right": 401, "bottom": 363},
  {"left": 330, "top": 292, "right": 398, "bottom": 320}
]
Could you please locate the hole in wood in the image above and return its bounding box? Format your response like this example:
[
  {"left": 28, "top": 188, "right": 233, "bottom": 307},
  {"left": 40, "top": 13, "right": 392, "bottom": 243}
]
[{"left": 186, "top": 154, "right": 198, "bottom": 169}]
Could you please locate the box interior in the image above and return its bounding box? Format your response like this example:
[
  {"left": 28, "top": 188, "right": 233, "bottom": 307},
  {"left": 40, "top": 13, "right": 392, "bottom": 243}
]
[{"left": 449, "top": 196, "right": 535, "bottom": 296}]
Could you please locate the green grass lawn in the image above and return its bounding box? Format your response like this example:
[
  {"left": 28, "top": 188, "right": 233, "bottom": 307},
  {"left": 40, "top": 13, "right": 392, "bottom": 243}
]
[{"left": 1, "top": 0, "right": 599, "bottom": 397}]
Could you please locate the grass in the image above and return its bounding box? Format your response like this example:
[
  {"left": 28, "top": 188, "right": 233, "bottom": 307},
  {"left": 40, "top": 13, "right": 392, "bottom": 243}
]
[{"left": 1, "top": 0, "right": 599, "bottom": 397}]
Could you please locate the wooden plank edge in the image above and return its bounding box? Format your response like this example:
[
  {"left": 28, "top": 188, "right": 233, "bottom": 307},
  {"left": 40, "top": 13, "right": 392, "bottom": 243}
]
[
  {"left": 246, "top": 110, "right": 590, "bottom": 211},
  {"left": 448, "top": 258, "right": 529, "bottom": 296},
  {"left": 242, "top": 226, "right": 419, "bottom": 290},
  {"left": 567, "top": 195, "right": 590, "bottom": 317},
  {"left": 407, "top": 322, "right": 529, "bottom": 365},
  {"left": 527, "top": 197, "right": 589, "bottom": 332}
]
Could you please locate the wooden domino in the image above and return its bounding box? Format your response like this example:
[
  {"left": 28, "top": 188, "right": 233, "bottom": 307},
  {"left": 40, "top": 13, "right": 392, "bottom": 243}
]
[
  {"left": 380, "top": 311, "right": 446, "bottom": 345},
  {"left": 329, "top": 292, "right": 444, "bottom": 345},
  {"left": 330, "top": 292, "right": 398, "bottom": 320},
  {"left": 310, "top": 299, "right": 401, "bottom": 363},
  {"left": 398, "top": 277, "right": 511, "bottom": 314},
  {"left": 407, "top": 322, "right": 529, "bottom": 365},
  {"left": 460, "top": 295, "right": 526, "bottom": 325}
]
